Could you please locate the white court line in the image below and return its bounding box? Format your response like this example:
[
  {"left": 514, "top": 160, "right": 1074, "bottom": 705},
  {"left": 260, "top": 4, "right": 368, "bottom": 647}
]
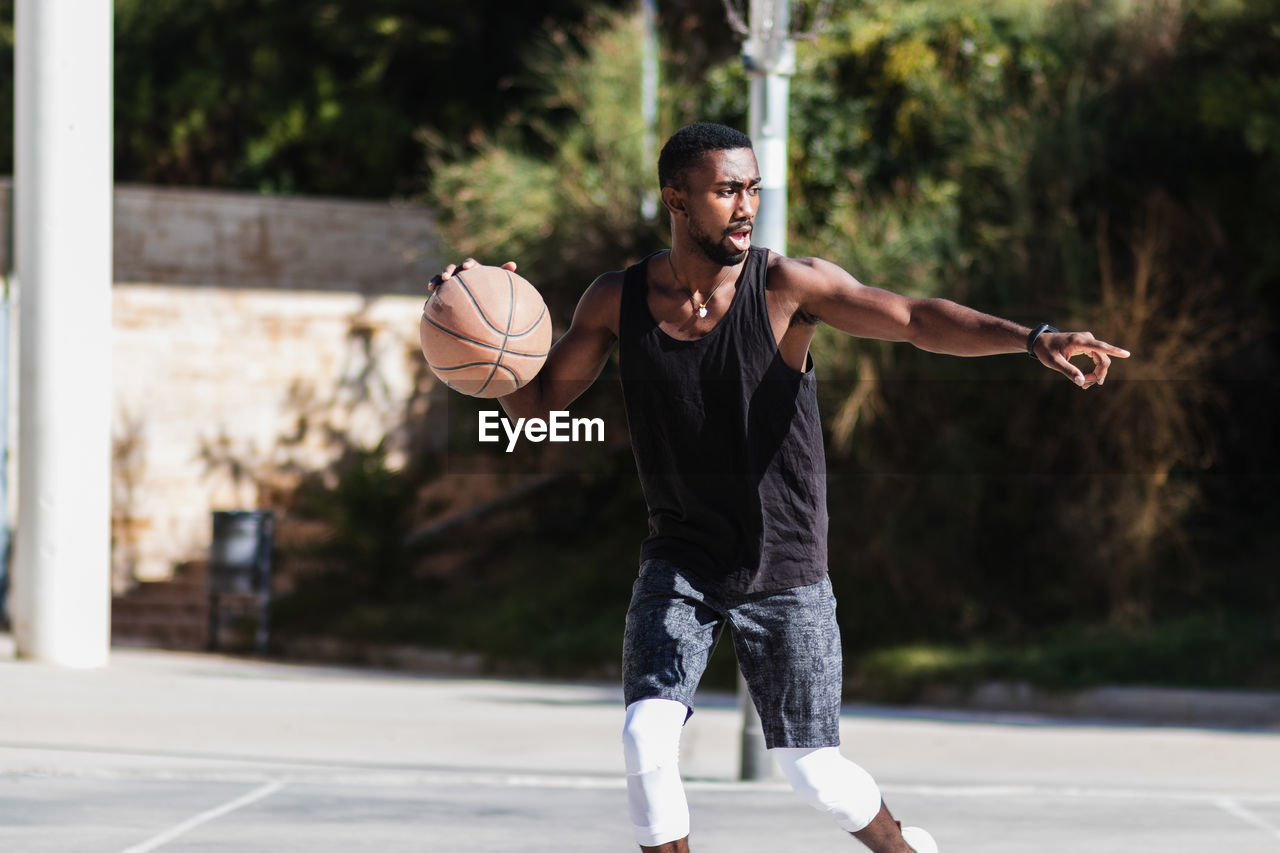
[
  {"left": 882, "top": 782, "right": 1280, "bottom": 805},
  {"left": 117, "top": 780, "right": 285, "bottom": 853},
  {"left": 1216, "top": 798, "right": 1280, "bottom": 842},
  {"left": 16, "top": 763, "right": 1280, "bottom": 806}
]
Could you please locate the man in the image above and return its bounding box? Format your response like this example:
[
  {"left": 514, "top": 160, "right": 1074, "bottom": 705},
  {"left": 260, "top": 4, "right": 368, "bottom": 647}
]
[{"left": 430, "top": 122, "right": 1129, "bottom": 852}]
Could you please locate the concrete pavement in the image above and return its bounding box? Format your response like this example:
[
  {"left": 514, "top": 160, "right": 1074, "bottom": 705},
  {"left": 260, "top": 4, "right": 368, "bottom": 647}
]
[{"left": 2, "top": 637, "right": 1279, "bottom": 852}]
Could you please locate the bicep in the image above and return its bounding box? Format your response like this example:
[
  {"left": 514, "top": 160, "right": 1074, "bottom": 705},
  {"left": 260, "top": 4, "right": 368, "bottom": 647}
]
[
  {"left": 536, "top": 319, "right": 616, "bottom": 410},
  {"left": 502, "top": 275, "right": 619, "bottom": 416},
  {"left": 794, "top": 258, "right": 916, "bottom": 343}
]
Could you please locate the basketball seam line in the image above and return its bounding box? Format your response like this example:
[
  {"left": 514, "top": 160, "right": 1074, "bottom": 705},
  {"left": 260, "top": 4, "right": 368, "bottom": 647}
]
[
  {"left": 440, "top": 363, "right": 520, "bottom": 391},
  {"left": 477, "top": 271, "right": 518, "bottom": 395},
  {"left": 433, "top": 361, "right": 522, "bottom": 374},
  {"left": 453, "top": 269, "right": 544, "bottom": 337},
  {"left": 512, "top": 304, "right": 549, "bottom": 339},
  {"left": 420, "top": 313, "right": 549, "bottom": 357}
]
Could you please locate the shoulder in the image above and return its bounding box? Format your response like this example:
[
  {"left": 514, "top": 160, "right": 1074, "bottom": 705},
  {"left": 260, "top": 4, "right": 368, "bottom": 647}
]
[
  {"left": 570, "top": 267, "right": 627, "bottom": 338},
  {"left": 583, "top": 267, "right": 627, "bottom": 308},
  {"left": 764, "top": 252, "right": 849, "bottom": 292},
  {"left": 763, "top": 252, "right": 855, "bottom": 324}
]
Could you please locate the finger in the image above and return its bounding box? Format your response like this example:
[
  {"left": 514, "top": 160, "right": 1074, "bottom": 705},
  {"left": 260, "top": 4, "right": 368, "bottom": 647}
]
[
  {"left": 1095, "top": 338, "right": 1136, "bottom": 356},
  {"left": 429, "top": 260, "right": 467, "bottom": 291},
  {"left": 1088, "top": 351, "right": 1113, "bottom": 386},
  {"left": 1058, "top": 331, "right": 1132, "bottom": 361},
  {"left": 501, "top": 260, "right": 518, "bottom": 272},
  {"left": 1051, "top": 351, "right": 1088, "bottom": 387},
  {"left": 1073, "top": 333, "right": 1130, "bottom": 359},
  {"left": 427, "top": 270, "right": 449, "bottom": 292}
]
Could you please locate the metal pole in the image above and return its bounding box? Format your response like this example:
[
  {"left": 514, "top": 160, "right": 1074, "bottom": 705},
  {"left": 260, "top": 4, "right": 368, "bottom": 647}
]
[
  {"left": 746, "top": 0, "right": 795, "bottom": 260},
  {"left": 0, "top": 187, "right": 12, "bottom": 631},
  {"left": 0, "top": 279, "right": 10, "bottom": 631},
  {"left": 11, "top": 0, "right": 114, "bottom": 667},
  {"left": 737, "top": 671, "right": 771, "bottom": 779},
  {"left": 641, "top": 0, "right": 661, "bottom": 222},
  {"left": 738, "top": 0, "right": 795, "bottom": 781}
]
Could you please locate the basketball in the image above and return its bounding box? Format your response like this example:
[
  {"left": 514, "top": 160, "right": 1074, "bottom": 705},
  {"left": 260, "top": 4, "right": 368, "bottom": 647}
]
[{"left": 419, "top": 264, "right": 552, "bottom": 398}]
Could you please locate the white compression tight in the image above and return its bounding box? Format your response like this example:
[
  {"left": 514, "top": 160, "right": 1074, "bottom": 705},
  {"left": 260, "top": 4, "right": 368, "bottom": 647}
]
[
  {"left": 774, "top": 746, "right": 883, "bottom": 833},
  {"left": 623, "top": 699, "right": 883, "bottom": 845},
  {"left": 622, "top": 698, "right": 691, "bottom": 846}
]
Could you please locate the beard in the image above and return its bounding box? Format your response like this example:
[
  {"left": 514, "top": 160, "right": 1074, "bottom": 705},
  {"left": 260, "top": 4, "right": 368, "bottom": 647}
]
[{"left": 688, "top": 216, "right": 751, "bottom": 266}]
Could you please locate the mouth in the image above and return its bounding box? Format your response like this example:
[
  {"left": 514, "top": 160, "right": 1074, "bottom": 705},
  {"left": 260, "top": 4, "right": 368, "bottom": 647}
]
[{"left": 726, "top": 225, "right": 753, "bottom": 251}]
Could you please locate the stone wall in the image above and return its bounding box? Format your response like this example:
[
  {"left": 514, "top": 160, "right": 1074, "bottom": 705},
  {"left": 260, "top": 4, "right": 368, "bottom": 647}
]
[
  {"left": 1, "top": 181, "right": 449, "bottom": 586},
  {"left": 110, "top": 283, "right": 438, "bottom": 585},
  {"left": 110, "top": 183, "right": 444, "bottom": 294}
]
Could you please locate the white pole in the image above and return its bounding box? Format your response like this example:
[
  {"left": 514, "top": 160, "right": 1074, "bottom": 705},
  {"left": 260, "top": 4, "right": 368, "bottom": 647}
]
[
  {"left": 739, "top": 0, "right": 795, "bottom": 781},
  {"left": 746, "top": 0, "right": 795, "bottom": 258},
  {"left": 641, "top": 0, "right": 660, "bottom": 222},
  {"left": 11, "top": 0, "right": 114, "bottom": 667}
]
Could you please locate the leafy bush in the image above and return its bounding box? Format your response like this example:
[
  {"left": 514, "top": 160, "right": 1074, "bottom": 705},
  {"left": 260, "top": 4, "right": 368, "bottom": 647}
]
[
  {"left": 277, "top": 0, "right": 1280, "bottom": 688},
  {"left": 427, "top": 8, "right": 668, "bottom": 315}
]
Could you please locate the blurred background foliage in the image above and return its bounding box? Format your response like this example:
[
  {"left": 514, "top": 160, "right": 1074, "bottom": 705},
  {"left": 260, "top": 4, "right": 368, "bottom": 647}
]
[
  {"left": 1, "top": 0, "right": 1275, "bottom": 691},
  {"left": 414, "top": 0, "right": 1280, "bottom": 690}
]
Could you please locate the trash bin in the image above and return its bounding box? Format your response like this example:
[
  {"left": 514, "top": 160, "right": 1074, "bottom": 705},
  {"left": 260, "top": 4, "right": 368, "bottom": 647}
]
[{"left": 208, "top": 510, "right": 274, "bottom": 654}]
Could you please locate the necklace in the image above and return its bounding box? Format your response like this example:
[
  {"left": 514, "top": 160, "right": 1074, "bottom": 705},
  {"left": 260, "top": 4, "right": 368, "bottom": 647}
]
[{"left": 667, "top": 250, "right": 737, "bottom": 319}]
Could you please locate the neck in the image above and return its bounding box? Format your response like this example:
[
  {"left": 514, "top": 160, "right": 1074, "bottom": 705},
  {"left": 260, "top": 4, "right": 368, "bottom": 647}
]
[
  {"left": 667, "top": 245, "right": 739, "bottom": 291},
  {"left": 667, "top": 247, "right": 741, "bottom": 319}
]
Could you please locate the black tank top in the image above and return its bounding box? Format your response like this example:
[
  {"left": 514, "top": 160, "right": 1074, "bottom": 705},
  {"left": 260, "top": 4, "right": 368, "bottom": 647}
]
[{"left": 619, "top": 246, "right": 829, "bottom": 595}]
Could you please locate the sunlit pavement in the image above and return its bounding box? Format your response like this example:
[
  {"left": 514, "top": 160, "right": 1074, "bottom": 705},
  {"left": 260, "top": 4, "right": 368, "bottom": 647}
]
[{"left": 3, "top": 639, "right": 1278, "bottom": 852}]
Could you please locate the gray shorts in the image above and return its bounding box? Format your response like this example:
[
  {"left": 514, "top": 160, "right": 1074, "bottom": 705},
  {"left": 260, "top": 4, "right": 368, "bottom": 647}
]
[{"left": 622, "top": 558, "right": 843, "bottom": 749}]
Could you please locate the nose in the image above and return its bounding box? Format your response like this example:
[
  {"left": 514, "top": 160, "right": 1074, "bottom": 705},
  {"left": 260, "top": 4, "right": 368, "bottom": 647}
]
[{"left": 735, "top": 188, "right": 757, "bottom": 219}]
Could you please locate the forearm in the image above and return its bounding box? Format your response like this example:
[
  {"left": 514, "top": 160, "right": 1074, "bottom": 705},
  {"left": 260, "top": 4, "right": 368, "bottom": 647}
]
[
  {"left": 496, "top": 333, "right": 613, "bottom": 421},
  {"left": 497, "top": 379, "right": 543, "bottom": 422},
  {"left": 792, "top": 256, "right": 1128, "bottom": 384},
  {"left": 497, "top": 373, "right": 574, "bottom": 422},
  {"left": 905, "top": 297, "right": 1030, "bottom": 357}
]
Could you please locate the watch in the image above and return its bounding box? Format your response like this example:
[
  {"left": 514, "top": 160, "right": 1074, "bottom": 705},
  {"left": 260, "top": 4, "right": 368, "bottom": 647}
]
[{"left": 1026, "top": 322, "right": 1058, "bottom": 358}]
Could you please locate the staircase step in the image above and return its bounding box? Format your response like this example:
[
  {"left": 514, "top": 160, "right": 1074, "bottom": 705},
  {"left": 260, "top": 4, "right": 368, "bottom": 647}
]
[
  {"left": 111, "top": 572, "right": 215, "bottom": 651},
  {"left": 112, "top": 622, "right": 209, "bottom": 651}
]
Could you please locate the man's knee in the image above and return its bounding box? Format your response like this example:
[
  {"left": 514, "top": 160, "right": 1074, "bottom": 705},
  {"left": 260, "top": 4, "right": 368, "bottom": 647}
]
[
  {"left": 622, "top": 698, "right": 686, "bottom": 770},
  {"left": 623, "top": 699, "right": 691, "bottom": 847},
  {"left": 774, "top": 746, "right": 882, "bottom": 833}
]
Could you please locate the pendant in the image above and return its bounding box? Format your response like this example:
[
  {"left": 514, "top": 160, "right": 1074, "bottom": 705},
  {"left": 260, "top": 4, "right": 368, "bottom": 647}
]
[{"left": 697, "top": 306, "right": 708, "bottom": 318}]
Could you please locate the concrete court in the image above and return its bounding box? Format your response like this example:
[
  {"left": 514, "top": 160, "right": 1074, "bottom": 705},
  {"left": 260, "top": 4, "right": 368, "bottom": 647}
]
[{"left": 2, "top": 639, "right": 1279, "bottom": 853}]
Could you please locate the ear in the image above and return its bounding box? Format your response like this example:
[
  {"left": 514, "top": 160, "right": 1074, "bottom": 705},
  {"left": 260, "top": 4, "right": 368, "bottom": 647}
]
[{"left": 660, "top": 184, "right": 686, "bottom": 218}]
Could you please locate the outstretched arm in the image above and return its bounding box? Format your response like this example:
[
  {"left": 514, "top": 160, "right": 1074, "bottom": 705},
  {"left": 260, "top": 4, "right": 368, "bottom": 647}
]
[
  {"left": 779, "top": 256, "right": 1130, "bottom": 388},
  {"left": 429, "top": 259, "right": 620, "bottom": 418}
]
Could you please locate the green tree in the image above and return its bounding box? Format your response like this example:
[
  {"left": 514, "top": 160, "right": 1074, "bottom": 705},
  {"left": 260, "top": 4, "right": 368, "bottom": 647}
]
[
  {"left": 272, "top": 0, "right": 1279, "bottom": 685},
  {"left": 110, "top": 0, "right": 637, "bottom": 196},
  {"left": 0, "top": 1, "right": 15, "bottom": 176},
  {"left": 428, "top": 7, "right": 669, "bottom": 311},
  {"left": 783, "top": 0, "right": 1279, "bottom": 646}
]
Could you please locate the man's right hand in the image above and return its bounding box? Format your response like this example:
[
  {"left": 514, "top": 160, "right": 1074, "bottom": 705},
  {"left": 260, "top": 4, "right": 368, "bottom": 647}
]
[{"left": 427, "top": 258, "right": 518, "bottom": 292}]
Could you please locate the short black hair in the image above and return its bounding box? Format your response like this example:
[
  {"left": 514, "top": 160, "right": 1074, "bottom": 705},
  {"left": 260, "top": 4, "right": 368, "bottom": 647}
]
[{"left": 657, "top": 122, "right": 754, "bottom": 190}]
